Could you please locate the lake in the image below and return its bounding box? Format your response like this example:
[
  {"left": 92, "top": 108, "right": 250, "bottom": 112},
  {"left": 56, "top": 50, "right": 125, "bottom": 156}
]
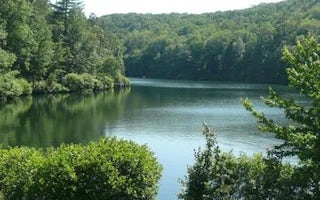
[{"left": 0, "top": 78, "right": 302, "bottom": 199}]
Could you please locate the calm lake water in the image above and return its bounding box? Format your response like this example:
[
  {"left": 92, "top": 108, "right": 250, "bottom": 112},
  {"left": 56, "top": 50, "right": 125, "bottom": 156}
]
[{"left": 0, "top": 78, "right": 303, "bottom": 199}]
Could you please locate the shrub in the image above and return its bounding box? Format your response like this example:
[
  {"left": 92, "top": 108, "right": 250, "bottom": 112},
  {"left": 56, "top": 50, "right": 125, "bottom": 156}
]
[
  {"left": 62, "top": 73, "right": 119, "bottom": 92},
  {"left": 32, "top": 80, "right": 47, "bottom": 93},
  {"left": 33, "top": 80, "right": 69, "bottom": 94},
  {"left": 79, "top": 73, "right": 98, "bottom": 91},
  {"left": 46, "top": 81, "right": 69, "bottom": 93},
  {"left": 0, "top": 71, "right": 32, "bottom": 101},
  {"left": 16, "top": 78, "right": 32, "bottom": 95},
  {"left": 114, "top": 75, "right": 130, "bottom": 88},
  {"left": 0, "top": 138, "right": 162, "bottom": 200},
  {"left": 97, "top": 75, "right": 114, "bottom": 90},
  {"left": 62, "top": 73, "right": 84, "bottom": 91}
]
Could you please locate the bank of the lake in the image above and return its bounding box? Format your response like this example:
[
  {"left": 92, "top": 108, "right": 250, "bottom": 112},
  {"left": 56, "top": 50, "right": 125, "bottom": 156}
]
[{"left": 0, "top": 78, "right": 304, "bottom": 199}]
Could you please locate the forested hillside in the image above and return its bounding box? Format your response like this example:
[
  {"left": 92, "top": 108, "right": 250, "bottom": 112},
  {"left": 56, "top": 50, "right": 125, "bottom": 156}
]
[
  {"left": 99, "top": 0, "right": 320, "bottom": 84},
  {"left": 0, "top": 0, "right": 128, "bottom": 102}
]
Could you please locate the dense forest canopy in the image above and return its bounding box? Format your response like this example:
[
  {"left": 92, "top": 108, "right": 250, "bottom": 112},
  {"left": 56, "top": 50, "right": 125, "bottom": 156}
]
[
  {"left": 0, "top": 0, "right": 128, "bottom": 102},
  {"left": 98, "top": 0, "right": 320, "bottom": 84}
]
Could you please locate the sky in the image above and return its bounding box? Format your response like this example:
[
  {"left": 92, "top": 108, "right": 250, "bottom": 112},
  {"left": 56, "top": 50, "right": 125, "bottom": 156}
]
[{"left": 81, "top": 0, "right": 286, "bottom": 17}]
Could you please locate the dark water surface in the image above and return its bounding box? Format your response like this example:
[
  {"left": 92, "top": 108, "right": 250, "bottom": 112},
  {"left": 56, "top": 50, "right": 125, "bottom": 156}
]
[{"left": 0, "top": 78, "right": 303, "bottom": 199}]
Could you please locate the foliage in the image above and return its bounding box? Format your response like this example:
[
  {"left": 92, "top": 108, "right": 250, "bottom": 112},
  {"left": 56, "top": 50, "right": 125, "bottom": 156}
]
[
  {"left": 97, "top": 75, "right": 115, "bottom": 90},
  {"left": 114, "top": 75, "right": 130, "bottom": 88},
  {"left": 0, "top": 71, "right": 32, "bottom": 102},
  {"left": 63, "top": 73, "right": 86, "bottom": 91},
  {"left": 0, "top": 138, "right": 162, "bottom": 200},
  {"left": 62, "top": 73, "right": 118, "bottom": 92},
  {"left": 32, "top": 79, "right": 69, "bottom": 94},
  {"left": 0, "top": 48, "right": 16, "bottom": 71},
  {"left": 180, "top": 35, "right": 320, "bottom": 199}
]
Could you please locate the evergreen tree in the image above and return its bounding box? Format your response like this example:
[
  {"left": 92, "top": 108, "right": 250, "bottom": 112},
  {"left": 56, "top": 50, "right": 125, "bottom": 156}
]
[
  {"left": 28, "top": 0, "right": 54, "bottom": 82},
  {"left": 51, "top": 0, "right": 83, "bottom": 34}
]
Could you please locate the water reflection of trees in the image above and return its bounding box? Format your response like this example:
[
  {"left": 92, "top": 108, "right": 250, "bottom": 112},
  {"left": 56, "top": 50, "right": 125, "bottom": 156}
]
[
  {"left": 0, "top": 97, "right": 33, "bottom": 147},
  {"left": 0, "top": 89, "right": 130, "bottom": 147}
]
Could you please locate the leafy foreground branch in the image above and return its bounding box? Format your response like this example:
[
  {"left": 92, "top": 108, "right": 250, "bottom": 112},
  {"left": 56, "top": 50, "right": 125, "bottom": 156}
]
[
  {"left": 179, "top": 35, "right": 320, "bottom": 199},
  {"left": 0, "top": 138, "right": 162, "bottom": 200}
]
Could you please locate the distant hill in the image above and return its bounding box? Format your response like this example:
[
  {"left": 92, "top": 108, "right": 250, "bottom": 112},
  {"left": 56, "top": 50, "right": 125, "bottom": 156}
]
[{"left": 97, "top": 0, "right": 320, "bottom": 84}]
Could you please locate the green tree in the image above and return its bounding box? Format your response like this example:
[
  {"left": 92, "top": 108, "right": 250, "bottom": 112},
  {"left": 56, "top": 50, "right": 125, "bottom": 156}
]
[
  {"left": 0, "top": 22, "right": 16, "bottom": 72},
  {"left": 51, "top": 0, "right": 83, "bottom": 34},
  {"left": 51, "top": 0, "right": 85, "bottom": 71},
  {"left": 222, "top": 37, "right": 246, "bottom": 80},
  {"left": 28, "top": 0, "right": 54, "bottom": 82},
  {"left": 64, "top": 8, "right": 91, "bottom": 73},
  {"left": 243, "top": 35, "right": 320, "bottom": 164},
  {"left": 0, "top": 21, "right": 32, "bottom": 101},
  {"left": 202, "top": 31, "right": 231, "bottom": 79},
  {"left": 0, "top": 0, "right": 34, "bottom": 75},
  {"left": 50, "top": 0, "right": 128, "bottom": 91},
  {"left": 0, "top": 0, "right": 54, "bottom": 83}
]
